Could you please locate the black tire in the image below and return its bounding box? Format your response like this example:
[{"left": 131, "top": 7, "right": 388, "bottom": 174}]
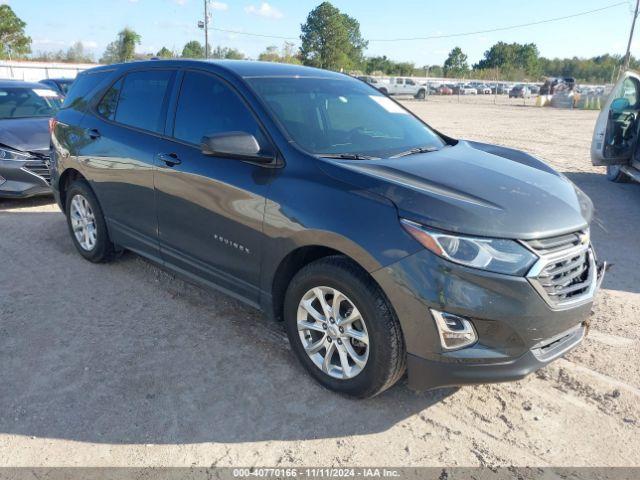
[
  {"left": 284, "top": 256, "right": 406, "bottom": 398},
  {"left": 606, "top": 165, "right": 629, "bottom": 183},
  {"left": 415, "top": 89, "right": 426, "bottom": 100},
  {"left": 65, "top": 179, "right": 116, "bottom": 263}
]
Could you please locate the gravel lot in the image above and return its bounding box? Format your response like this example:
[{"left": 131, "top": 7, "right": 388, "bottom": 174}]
[{"left": 1, "top": 96, "right": 639, "bottom": 467}]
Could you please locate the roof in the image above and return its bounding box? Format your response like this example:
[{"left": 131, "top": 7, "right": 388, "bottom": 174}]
[
  {"left": 0, "top": 79, "right": 58, "bottom": 90},
  {"left": 79, "top": 59, "right": 349, "bottom": 80}
]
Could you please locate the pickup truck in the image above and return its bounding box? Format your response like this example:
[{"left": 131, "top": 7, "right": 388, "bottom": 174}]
[{"left": 377, "top": 77, "right": 427, "bottom": 99}]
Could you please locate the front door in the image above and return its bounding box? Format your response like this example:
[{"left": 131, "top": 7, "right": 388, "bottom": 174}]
[
  {"left": 154, "top": 70, "right": 275, "bottom": 304},
  {"left": 592, "top": 72, "right": 640, "bottom": 166}
]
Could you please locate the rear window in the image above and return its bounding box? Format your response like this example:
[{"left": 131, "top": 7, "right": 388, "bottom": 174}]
[{"left": 62, "top": 70, "right": 111, "bottom": 110}]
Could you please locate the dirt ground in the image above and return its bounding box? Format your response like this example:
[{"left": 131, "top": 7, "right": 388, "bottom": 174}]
[{"left": 1, "top": 96, "right": 639, "bottom": 468}]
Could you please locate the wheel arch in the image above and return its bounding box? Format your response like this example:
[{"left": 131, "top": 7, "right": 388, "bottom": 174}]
[
  {"left": 58, "top": 167, "right": 88, "bottom": 210},
  {"left": 267, "top": 240, "right": 384, "bottom": 323}
]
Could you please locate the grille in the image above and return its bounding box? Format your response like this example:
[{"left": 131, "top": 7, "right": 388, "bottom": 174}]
[
  {"left": 23, "top": 159, "right": 51, "bottom": 185},
  {"left": 525, "top": 230, "right": 595, "bottom": 307}
]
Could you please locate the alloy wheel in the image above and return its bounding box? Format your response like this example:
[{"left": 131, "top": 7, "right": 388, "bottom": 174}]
[
  {"left": 70, "top": 194, "right": 97, "bottom": 251},
  {"left": 296, "top": 286, "right": 369, "bottom": 379}
]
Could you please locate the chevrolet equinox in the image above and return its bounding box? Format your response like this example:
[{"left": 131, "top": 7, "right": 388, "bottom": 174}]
[{"left": 51, "top": 60, "right": 606, "bottom": 398}]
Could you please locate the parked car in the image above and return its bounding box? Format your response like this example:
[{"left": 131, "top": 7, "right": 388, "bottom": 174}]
[
  {"left": 476, "top": 84, "right": 492, "bottom": 95},
  {"left": 592, "top": 70, "right": 640, "bottom": 184},
  {"left": 0, "top": 80, "right": 62, "bottom": 198},
  {"left": 529, "top": 84, "right": 540, "bottom": 95},
  {"left": 509, "top": 85, "right": 531, "bottom": 99},
  {"left": 378, "top": 77, "right": 428, "bottom": 99},
  {"left": 452, "top": 84, "right": 476, "bottom": 95},
  {"left": 39, "top": 78, "right": 74, "bottom": 96},
  {"left": 52, "top": 60, "right": 605, "bottom": 398},
  {"left": 438, "top": 85, "right": 453, "bottom": 95},
  {"left": 491, "top": 83, "right": 509, "bottom": 95},
  {"left": 356, "top": 75, "right": 380, "bottom": 87},
  {"left": 540, "top": 77, "right": 576, "bottom": 96}
]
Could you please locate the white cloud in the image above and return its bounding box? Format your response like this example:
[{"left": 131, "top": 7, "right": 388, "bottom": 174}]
[
  {"left": 81, "top": 40, "right": 98, "bottom": 49},
  {"left": 174, "top": 0, "right": 188, "bottom": 5},
  {"left": 244, "top": 2, "right": 283, "bottom": 19},
  {"left": 211, "top": 1, "right": 228, "bottom": 11}
]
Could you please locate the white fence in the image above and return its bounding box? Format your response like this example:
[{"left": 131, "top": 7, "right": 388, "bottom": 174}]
[{"left": 0, "top": 61, "right": 98, "bottom": 82}]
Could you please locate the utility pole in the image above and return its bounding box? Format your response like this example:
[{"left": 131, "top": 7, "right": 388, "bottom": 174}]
[
  {"left": 198, "top": 0, "right": 211, "bottom": 59},
  {"left": 204, "top": 0, "right": 210, "bottom": 59},
  {"left": 624, "top": 0, "right": 640, "bottom": 72}
]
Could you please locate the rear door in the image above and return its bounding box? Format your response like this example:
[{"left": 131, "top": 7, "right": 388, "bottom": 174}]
[
  {"left": 154, "top": 69, "right": 275, "bottom": 304},
  {"left": 81, "top": 68, "right": 175, "bottom": 257},
  {"left": 591, "top": 71, "right": 640, "bottom": 166}
]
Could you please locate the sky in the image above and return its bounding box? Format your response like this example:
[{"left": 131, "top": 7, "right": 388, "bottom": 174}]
[{"left": 4, "top": 0, "right": 639, "bottom": 65}]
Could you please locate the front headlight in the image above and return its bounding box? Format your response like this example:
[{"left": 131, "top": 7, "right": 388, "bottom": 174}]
[
  {"left": 400, "top": 219, "right": 537, "bottom": 276},
  {"left": 0, "top": 147, "right": 33, "bottom": 161}
]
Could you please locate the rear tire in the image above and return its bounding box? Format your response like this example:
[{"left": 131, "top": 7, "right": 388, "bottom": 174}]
[
  {"left": 415, "top": 89, "right": 426, "bottom": 100},
  {"left": 65, "top": 180, "right": 116, "bottom": 263},
  {"left": 284, "top": 256, "right": 406, "bottom": 398},
  {"left": 606, "top": 165, "right": 629, "bottom": 183}
]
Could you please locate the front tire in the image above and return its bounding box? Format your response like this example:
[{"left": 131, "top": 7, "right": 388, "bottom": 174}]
[
  {"left": 284, "top": 256, "right": 406, "bottom": 398},
  {"left": 65, "top": 180, "right": 116, "bottom": 263},
  {"left": 415, "top": 89, "right": 426, "bottom": 100},
  {"left": 606, "top": 165, "right": 629, "bottom": 183}
]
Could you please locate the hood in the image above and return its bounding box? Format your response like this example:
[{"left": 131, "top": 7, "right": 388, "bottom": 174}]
[
  {"left": 318, "top": 141, "right": 592, "bottom": 240},
  {"left": 0, "top": 117, "right": 50, "bottom": 154}
]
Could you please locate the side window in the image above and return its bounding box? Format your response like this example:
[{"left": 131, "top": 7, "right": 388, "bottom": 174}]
[
  {"left": 406, "top": 79, "right": 415, "bottom": 86},
  {"left": 96, "top": 78, "right": 123, "bottom": 121},
  {"left": 618, "top": 77, "right": 639, "bottom": 107},
  {"left": 114, "top": 70, "right": 173, "bottom": 133},
  {"left": 173, "top": 71, "right": 267, "bottom": 148},
  {"left": 62, "top": 70, "right": 111, "bottom": 110}
]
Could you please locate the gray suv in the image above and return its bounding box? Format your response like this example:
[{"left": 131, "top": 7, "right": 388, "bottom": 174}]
[{"left": 51, "top": 60, "right": 605, "bottom": 398}]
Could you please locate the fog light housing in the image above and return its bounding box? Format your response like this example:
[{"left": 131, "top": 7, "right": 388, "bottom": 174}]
[{"left": 430, "top": 309, "right": 477, "bottom": 350}]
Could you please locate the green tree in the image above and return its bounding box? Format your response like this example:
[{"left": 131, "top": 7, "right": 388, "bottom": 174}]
[
  {"left": 212, "top": 46, "right": 245, "bottom": 60},
  {"left": 443, "top": 47, "right": 469, "bottom": 78},
  {"left": 181, "top": 40, "right": 205, "bottom": 59},
  {"left": 299, "top": 2, "right": 367, "bottom": 71},
  {"left": 156, "top": 47, "right": 175, "bottom": 58},
  {"left": 258, "top": 43, "right": 302, "bottom": 64},
  {"left": 65, "top": 41, "right": 94, "bottom": 63},
  {"left": 0, "top": 5, "right": 32, "bottom": 59},
  {"left": 100, "top": 28, "right": 141, "bottom": 64},
  {"left": 475, "top": 42, "right": 540, "bottom": 78}
]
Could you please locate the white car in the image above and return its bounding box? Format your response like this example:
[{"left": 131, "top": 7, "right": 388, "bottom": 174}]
[
  {"left": 477, "top": 84, "right": 492, "bottom": 95},
  {"left": 591, "top": 70, "right": 640, "bottom": 184},
  {"left": 459, "top": 85, "right": 477, "bottom": 95},
  {"left": 377, "top": 77, "right": 428, "bottom": 99}
]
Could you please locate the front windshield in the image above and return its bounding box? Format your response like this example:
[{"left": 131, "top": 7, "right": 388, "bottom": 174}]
[
  {"left": 248, "top": 77, "right": 446, "bottom": 158},
  {"left": 0, "top": 87, "right": 63, "bottom": 119}
]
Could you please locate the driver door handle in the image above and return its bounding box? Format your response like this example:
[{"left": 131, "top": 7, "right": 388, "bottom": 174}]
[
  {"left": 157, "top": 152, "right": 181, "bottom": 167},
  {"left": 87, "top": 128, "right": 101, "bottom": 139}
]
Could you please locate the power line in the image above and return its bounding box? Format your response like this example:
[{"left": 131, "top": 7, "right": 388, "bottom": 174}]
[
  {"left": 210, "top": 1, "right": 627, "bottom": 43},
  {"left": 368, "top": 1, "right": 628, "bottom": 41}
]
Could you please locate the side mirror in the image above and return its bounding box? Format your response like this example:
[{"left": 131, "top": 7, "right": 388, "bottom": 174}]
[
  {"left": 610, "top": 97, "right": 631, "bottom": 113},
  {"left": 201, "top": 131, "right": 274, "bottom": 163}
]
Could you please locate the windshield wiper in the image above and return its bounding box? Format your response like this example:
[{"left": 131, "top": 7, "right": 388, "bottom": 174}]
[
  {"left": 317, "top": 153, "right": 380, "bottom": 160},
  {"left": 390, "top": 146, "right": 439, "bottom": 158}
]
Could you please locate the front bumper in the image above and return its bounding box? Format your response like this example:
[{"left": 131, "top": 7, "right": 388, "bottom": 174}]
[
  {"left": 407, "top": 323, "right": 586, "bottom": 390},
  {"left": 372, "top": 248, "right": 605, "bottom": 390},
  {"left": 0, "top": 159, "right": 52, "bottom": 199}
]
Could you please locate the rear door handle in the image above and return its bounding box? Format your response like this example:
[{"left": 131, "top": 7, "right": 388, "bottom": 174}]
[
  {"left": 87, "top": 128, "right": 101, "bottom": 139},
  {"left": 157, "top": 152, "right": 181, "bottom": 167}
]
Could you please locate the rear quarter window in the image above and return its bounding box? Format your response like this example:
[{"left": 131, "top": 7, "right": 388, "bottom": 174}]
[{"left": 62, "top": 70, "right": 112, "bottom": 110}]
